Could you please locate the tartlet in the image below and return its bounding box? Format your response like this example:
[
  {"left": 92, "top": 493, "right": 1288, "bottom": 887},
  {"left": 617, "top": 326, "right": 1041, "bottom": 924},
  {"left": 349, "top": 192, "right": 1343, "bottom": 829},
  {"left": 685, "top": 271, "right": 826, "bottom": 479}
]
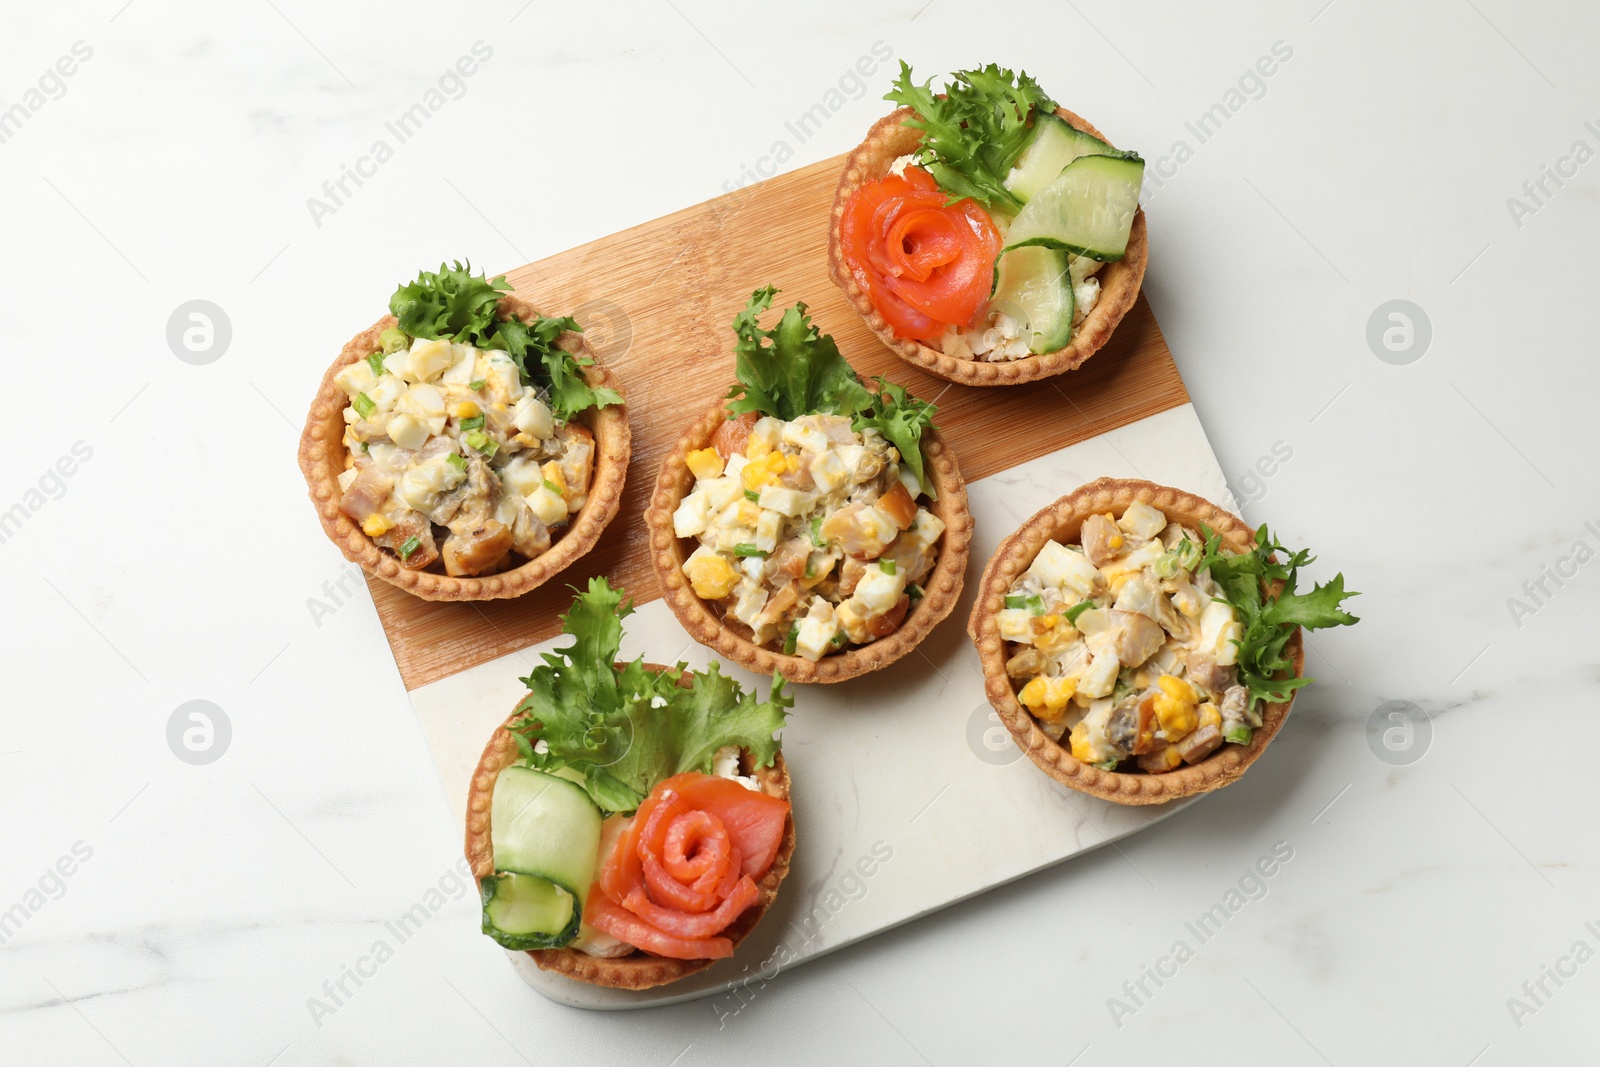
[
  {"left": 644, "top": 289, "right": 972, "bottom": 684},
  {"left": 298, "top": 289, "right": 630, "bottom": 602},
  {"left": 466, "top": 684, "right": 795, "bottom": 991},
  {"left": 829, "top": 68, "right": 1148, "bottom": 387},
  {"left": 969, "top": 479, "right": 1306, "bottom": 805}
]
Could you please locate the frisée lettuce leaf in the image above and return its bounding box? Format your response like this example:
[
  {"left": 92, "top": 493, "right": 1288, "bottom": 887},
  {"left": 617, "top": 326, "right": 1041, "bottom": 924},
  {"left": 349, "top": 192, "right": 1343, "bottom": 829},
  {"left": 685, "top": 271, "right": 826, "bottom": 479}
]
[{"left": 507, "top": 578, "right": 791, "bottom": 813}]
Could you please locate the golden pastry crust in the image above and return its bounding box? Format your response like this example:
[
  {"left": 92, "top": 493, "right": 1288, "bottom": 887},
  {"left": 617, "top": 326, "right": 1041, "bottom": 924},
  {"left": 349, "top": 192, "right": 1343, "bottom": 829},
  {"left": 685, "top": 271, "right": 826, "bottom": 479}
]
[
  {"left": 828, "top": 105, "right": 1148, "bottom": 387},
  {"left": 297, "top": 293, "right": 630, "bottom": 601},
  {"left": 464, "top": 665, "right": 795, "bottom": 991},
  {"left": 644, "top": 399, "right": 972, "bottom": 684},
  {"left": 967, "top": 478, "right": 1304, "bottom": 805}
]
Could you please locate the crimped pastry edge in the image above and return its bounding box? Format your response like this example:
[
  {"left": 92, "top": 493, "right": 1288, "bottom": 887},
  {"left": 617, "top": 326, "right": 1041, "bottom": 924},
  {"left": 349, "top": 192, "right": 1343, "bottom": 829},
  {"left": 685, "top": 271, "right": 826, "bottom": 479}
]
[
  {"left": 296, "top": 293, "right": 631, "bottom": 602},
  {"left": 966, "top": 478, "right": 1304, "bottom": 805},
  {"left": 643, "top": 399, "right": 972, "bottom": 684},
  {"left": 827, "top": 105, "right": 1149, "bottom": 387},
  {"left": 464, "top": 665, "right": 795, "bottom": 991}
]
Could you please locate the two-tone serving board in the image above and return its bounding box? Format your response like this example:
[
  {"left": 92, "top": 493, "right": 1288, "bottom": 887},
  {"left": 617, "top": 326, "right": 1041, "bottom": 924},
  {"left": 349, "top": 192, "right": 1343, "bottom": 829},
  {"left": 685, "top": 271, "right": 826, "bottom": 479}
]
[{"left": 370, "top": 154, "right": 1228, "bottom": 1009}]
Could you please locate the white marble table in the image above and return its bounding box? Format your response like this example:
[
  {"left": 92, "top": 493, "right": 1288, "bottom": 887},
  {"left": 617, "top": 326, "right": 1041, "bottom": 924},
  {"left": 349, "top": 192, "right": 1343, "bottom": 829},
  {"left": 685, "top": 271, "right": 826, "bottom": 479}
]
[{"left": 2, "top": 1, "right": 1596, "bottom": 1063}]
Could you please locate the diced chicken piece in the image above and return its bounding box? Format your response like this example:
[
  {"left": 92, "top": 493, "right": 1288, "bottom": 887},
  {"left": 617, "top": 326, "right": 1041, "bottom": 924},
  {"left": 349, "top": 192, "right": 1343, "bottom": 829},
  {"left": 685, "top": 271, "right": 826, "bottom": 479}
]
[
  {"left": 1174, "top": 723, "right": 1223, "bottom": 764},
  {"left": 554, "top": 422, "right": 595, "bottom": 507},
  {"left": 820, "top": 503, "right": 898, "bottom": 560},
  {"left": 1113, "top": 575, "right": 1166, "bottom": 622},
  {"left": 805, "top": 414, "right": 857, "bottom": 445},
  {"left": 441, "top": 520, "right": 514, "bottom": 576},
  {"left": 1221, "top": 684, "right": 1257, "bottom": 730},
  {"left": 1161, "top": 523, "right": 1199, "bottom": 549},
  {"left": 375, "top": 510, "right": 438, "bottom": 570},
  {"left": 339, "top": 464, "right": 393, "bottom": 523},
  {"left": 862, "top": 594, "right": 910, "bottom": 639},
  {"left": 1080, "top": 513, "right": 1126, "bottom": 565},
  {"left": 877, "top": 481, "right": 917, "bottom": 530},
  {"left": 1108, "top": 609, "right": 1165, "bottom": 668},
  {"left": 1186, "top": 652, "right": 1237, "bottom": 697},
  {"left": 755, "top": 580, "right": 802, "bottom": 631},
  {"left": 712, "top": 412, "right": 759, "bottom": 459},
  {"left": 511, "top": 504, "right": 551, "bottom": 559}
]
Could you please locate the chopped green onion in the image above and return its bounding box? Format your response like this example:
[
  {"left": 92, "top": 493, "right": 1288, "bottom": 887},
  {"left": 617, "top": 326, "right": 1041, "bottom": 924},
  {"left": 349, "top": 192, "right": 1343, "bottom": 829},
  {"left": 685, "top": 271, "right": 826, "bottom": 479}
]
[
  {"left": 879, "top": 559, "right": 896, "bottom": 575},
  {"left": 465, "top": 430, "right": 497, "bottom": 458},
  {"left": 460, "top": 414, "right": 485, "bottom": 431},
  {"left": 1023, "top": 593, "right": 1045, "bottom": 615},
  {"left": 399, "top": 536, "right": 421, "bottom": 560},
  {"left": 446, "top": 453, "right": 467, "bottom": 472},
  {"left": 1223, "top": 725, "right": 1253, "bottom": 746},
  {"left": 732, "top": 543, "right": 767, "bottom": 558},
  {"left": 1004, "top": 593, "right": 1027, "bottom": 610},
  {"left": 829, "top": 630, "right": 849, "bottom": 649},
  {"left": 469, "top": 379, "right": 486, "bottom": 391},
  {"left": 1093, "top": 758, "right": 1121, "bottom": 771},
  {"left": 366, "top": 352, "right": 386, "bottom": 377},
  {"left": 782, "top": 625, "right": 799, "bottom": 655},
  {"left": 907, "top": 583, "right": 924, "bottom": 604},
  {"left": 542, "top": 479, "right": 564, "bottom": 495},
  {"left": 352, "top": 392, "right": 376, "bottom": 419},
  {"left": 809, "top": 516, "right": 828, "bottom": 549},
  {"left": 804, "top": 557, "right": 816, "bottom": 579},
  {"left": 744, "top": 489, "right": 760, "bottom": 502},
  {"left": 1064, "top": 599, "right": 1095, "bottom": 624},
  {"left": 379, "top": 326, "right": 409, "bottom": 354}
]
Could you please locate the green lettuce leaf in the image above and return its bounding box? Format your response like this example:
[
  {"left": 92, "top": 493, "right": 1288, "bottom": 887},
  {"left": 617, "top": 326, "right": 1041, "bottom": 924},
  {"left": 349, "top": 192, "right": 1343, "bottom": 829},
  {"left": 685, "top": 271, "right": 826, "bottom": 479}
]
[
  {"left": 389, "top": 261, "right": 621, "bottom": 419},
  {"left": 885, "top": 61, "right": 1055, "bottom": 211},
  {"left": 509, "top": 578, "right": 791, "bottom": 812},
  {"left": 852, "top": 376, "right": 938, "bottom": 499},
  {"left": 1199, "top": 525, "right": 1360, "bottom": 713},
  {"left": 725, "top": 285, "right": 873, "bottom": 421}
]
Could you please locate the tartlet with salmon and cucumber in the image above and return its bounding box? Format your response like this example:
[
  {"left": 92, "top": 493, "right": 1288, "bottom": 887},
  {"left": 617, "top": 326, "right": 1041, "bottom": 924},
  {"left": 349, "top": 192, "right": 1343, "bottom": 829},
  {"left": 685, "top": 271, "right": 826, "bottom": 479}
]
[
  {"left": 645, "top": 286, "right": 971, "bottom": 684},
  {"left": 298, "top": 262, "right": 629, "bottom": 601},
  {"left": 969, "top": 480, "right": 1358, "bottom": 804},
  {"left": 829, "top": 63, "right": 1148, "bottom": 386},
  {"left": 466, "top": 579, "right": 794, "bottom": 990}
]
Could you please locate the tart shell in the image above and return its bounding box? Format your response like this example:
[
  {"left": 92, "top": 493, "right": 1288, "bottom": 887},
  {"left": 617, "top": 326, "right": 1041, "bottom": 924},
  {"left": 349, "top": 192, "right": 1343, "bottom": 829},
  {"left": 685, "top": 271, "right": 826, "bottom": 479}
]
[
  {"left": 465, "top": 665, "right": 796, "bottom": 991},
  {"left": 828, "top": 105, "right": 1149, "bottom": 387},
  {"left": 644, "top": 399, "right": 973, "bottom": 684},
  {"left": 967, "top": 478, "right": 1304, "bottom": 805},
  {"left": 297, "top": 293, "right": 631, "bottom": 602}
]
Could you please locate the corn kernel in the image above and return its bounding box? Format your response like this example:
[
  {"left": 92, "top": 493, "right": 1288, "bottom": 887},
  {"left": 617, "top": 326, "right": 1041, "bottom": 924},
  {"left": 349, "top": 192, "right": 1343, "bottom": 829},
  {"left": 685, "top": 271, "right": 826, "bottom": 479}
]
[
  {"left": 741, "top": 462, "right": 769, "bottom": 491},
  {"left": 685, "top": 554, "right": 738, "bottom": 599},
  {"left": 685, "top": 447, "right": 724, "bottom": 481},
  {"left": 785, "top": 454, "right": 801, "bottom": 473},
  {"left": 1109, "top": 534, "right": 1124, "bottom": 550},
  {"left": 451, "top": 400, "right": 481, "bottom": 419},
  {"left": 765, "top": 451, "right": 787, "bottom": 474},
  {"left": 362, "top": 514, "right": 392, "bottom": 537}
]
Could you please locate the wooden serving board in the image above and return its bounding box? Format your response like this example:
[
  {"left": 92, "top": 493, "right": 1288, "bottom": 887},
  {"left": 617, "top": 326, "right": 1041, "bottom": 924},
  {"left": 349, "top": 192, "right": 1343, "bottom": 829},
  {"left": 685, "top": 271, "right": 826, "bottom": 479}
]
[
  {"left": 374, "top": 152, "right": 1227, "bottom": 1010},
  {"left": 368, "top": 154, "right": 1186, "bottom": 691}
]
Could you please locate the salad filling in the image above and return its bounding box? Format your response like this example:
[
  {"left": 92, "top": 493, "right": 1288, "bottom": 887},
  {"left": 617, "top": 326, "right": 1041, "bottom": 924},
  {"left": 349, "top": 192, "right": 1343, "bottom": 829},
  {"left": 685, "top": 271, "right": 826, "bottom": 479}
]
[
  {"left": 335, "top": 263, "right": 621, "bottom": 576},
  {"left": 478, "top": 579, "right": 792, "bottom": 961},
  {"left": 839, "top": 63, "right": 1144, "bottom": 360},
  {"left": 1000, "top": 503, "right": 1358, "bottom": 773},
  {"left": 675, "top": 287, "right": 945, "bottom": 660}
]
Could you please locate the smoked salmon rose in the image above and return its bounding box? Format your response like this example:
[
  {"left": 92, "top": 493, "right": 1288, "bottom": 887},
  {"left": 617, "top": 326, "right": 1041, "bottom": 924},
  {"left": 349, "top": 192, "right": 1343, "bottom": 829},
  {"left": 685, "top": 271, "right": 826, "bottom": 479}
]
[{"left": 586, "top": 772, "right": 791, "bottom": 960}]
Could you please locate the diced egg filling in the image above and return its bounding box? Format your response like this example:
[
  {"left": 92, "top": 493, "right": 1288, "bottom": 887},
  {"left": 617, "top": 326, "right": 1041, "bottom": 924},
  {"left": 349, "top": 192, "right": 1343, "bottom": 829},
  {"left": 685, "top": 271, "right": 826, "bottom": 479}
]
[
  {"left": 679, "top": 414, "right": 944, "bottom": 661},
  {"left": 335, "top": 331, "right": 596, "bottom": 576},
  {"left": 940, "top": 255, "right": 1104, "bottom": 363},
  {"left": 1000, "top": 501, "right": 1253, "bottom": 773}
]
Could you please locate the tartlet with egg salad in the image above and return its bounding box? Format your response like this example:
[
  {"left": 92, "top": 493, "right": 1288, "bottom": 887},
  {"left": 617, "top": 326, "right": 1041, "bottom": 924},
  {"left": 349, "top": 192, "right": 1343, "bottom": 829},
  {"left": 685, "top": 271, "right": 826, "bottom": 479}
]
[
  {"left": 465, "top": 579, "right": 794, "bottom": 990},
  {"left": 298, "top": 263, "right": 629, "bottom": 601},
  {"left": 829, "top": 62, "right": 1148, "bottom": 387},
  {"left": 645, "top": 286, "right": 971, "bottom": 684},
  {"left": 969, "top": 479, "right": 1358, "bottom": 804}
]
